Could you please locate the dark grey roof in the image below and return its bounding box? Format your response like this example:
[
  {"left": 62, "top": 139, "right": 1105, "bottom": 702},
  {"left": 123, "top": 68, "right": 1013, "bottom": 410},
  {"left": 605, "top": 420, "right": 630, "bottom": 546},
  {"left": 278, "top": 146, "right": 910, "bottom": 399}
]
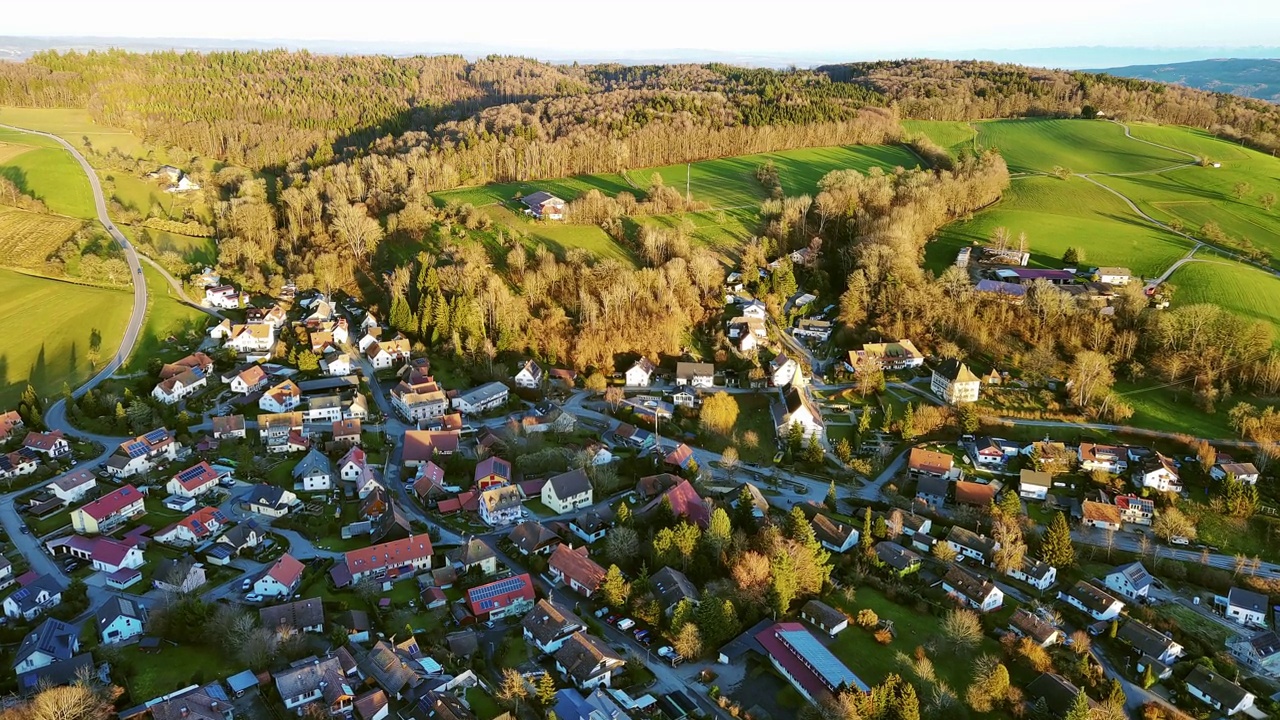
[
  {"left": 800, "top": 599, "right": 846, "bottom": 629},
  {"left": 547, "top": 468, "right": 592, "bottom": 500},
  {"left": 260, "top": 597, "right": 325, "bottom": 631},
  {"left": 651, "top": 567, "right": 699, "bottom": 609},
  {"left": 96, "top": 596, "right": 143, "bottom": 629},
  {"left": 292, "top": 448, "right": 332, "bottom": 479},
  {"left": 1117, "top": 620, "right": 1178, "bottom": 659},
  {"left": 1186, "top": 665, "right": 1252, "bottom": 709},
  {"left": 1229, "top": 586, "right": 1268, "bottom": 613},
  {"left": 522, "top": 599, "right": 585, "bottom": 646},
  {"left": 1108, "top": 561, "right": 1153, "bottom": 591},
  {"left": 16, "top": 618, "right": 79, "bottom": 667},
  {"left": 915, "top": 475, "right": 950, "bottom": 499},
  {"left": 874, "top": 542, "right": 923, "bottom": 571},
  {"left": 1026, "top": 673, "right": 1092, "bottom": 716}
]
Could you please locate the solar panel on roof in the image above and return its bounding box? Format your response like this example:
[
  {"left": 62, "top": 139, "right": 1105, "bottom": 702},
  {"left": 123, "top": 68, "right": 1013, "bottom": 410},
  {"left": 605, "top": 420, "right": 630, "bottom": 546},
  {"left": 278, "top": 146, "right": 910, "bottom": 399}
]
[
  {"left": 469, "top": 576, "right": 526, "bottom": 603},
  {"left": 124, "top": 441, "right": 147, "bottom": 458},
  {"left": 144, "top": 428, "right": 170, "bottom": 444},
  {"left": 11, "top": 588, "right": 29, "bottom": 601}
]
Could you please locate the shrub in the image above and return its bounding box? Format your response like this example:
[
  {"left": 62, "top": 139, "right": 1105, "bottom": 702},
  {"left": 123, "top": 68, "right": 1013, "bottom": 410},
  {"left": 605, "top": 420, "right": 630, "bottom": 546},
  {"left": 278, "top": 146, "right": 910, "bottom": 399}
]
[
  {"left": 857, "top": 608, "right": 879, "bottom": 628},
  {"left": 875, "top": 628, "right": 894, "bottom": 645}
]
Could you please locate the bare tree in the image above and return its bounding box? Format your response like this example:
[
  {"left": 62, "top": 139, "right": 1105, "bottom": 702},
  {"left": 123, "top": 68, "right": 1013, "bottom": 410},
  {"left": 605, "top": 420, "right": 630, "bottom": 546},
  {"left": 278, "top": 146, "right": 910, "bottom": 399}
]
[
  {"left": 720, "top": 446, "right": 740, "bottom": 479},
  {"left": 941, "top": 609, "right": 983, "bottom": 652},
  {"left": 495, "top": 667, "right": 529, "bottom": 711},
  {"left": 604, "top": 386, "right": 625, "bottom": 411}
]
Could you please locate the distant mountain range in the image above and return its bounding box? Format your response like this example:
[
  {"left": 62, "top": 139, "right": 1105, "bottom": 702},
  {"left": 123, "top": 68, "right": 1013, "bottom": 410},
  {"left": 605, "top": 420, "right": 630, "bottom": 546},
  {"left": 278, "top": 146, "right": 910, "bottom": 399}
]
[{"left": 1096, "top": 58, "right": 1280, "bottom": 103}]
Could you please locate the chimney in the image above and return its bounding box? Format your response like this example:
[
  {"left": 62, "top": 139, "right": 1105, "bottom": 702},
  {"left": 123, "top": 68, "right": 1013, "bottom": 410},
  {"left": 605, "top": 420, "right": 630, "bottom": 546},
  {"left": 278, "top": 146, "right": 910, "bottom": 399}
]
[{"left": 180, "top": 708, "right": 189, "bottom": 718}]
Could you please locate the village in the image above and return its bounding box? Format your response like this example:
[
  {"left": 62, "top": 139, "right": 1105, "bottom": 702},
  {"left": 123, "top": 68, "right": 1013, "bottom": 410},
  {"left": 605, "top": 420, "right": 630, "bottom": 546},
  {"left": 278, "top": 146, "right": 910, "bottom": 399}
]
[{"left": 0, "top": 228, "right": 1278, "bottom": 720}]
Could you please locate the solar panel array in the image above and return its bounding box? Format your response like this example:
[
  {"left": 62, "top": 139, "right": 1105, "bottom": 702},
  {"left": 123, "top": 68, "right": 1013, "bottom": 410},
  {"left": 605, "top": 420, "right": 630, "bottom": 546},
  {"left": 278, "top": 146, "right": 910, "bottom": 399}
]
[
  {"left": 469, "top": 575, "right": 527, "bottom": 604},
  {"left": 124, "top": 441, "right": 148, "bottom": 458},
  {"left": 176, "top": 464, "right": 211, "bottom": 483},
  {"left": 11, "top": 588, "right": 29, "bottom": 602},
  {"left": 144, "top": 428, "right": 170, "bottom": 444},
  {"left": 779, "top": 630, "right": 865, "bottom": 692}
]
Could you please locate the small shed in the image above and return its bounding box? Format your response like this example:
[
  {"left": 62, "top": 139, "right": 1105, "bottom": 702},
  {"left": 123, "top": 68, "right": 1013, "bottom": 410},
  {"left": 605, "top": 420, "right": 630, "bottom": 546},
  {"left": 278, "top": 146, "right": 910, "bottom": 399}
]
[{"left": 227, "top": 669, "right": 260, "bottom": 696}]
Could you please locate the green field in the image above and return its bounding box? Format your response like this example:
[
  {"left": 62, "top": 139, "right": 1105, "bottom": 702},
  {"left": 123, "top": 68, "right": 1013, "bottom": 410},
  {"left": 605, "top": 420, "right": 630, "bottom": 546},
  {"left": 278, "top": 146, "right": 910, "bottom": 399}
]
[
  {"left": 1166, "top": 257, "right": 1280, "bottom": 340},
  {"left": 0, "top": 268, "right": 132, "bottom": 406},
  {"left": 0, "top": 206, "right": 84, "bottom": 271},
  {"left": 902, "top": 120, "right": 978, "bottom": 155},
  {"left": 0, "top": 140, "right": 96, "bottom": 219},
  {"left": 927, "top": 175, "right": 1194, "bottom": 277},
  {"left": 0, "top": 107, "right": 150, "bottom": 158},
  {"left": 1114, "top": 379, "right": 1236, "bottom": 439},
  {"left": 123, "top": 226, "right": 218, "bottom": 265},
  {"left": 122, "top": 264, "right": 213, "bottom": 372},
  {"left": 974, "top": 119, "right": 1190, "bottom": 175}
]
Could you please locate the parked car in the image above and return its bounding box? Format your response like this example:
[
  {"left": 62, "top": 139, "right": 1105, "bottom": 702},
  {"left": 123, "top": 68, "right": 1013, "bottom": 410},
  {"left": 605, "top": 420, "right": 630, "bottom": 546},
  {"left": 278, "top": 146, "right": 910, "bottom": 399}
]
[
  {"left": 658, "top": 646, "right": 675, "bottom": 659},
  {"left": 244, "top": 594, "right": 263, "bottom": 603},
  {"left": 616, "top": 618, "right": 635, "bottom": 631},
  {"left": 19, "top": 525, "right": 29, "bottom": 534},
  {"left": 242, "top": 578, "right": 253, "bottom": 591},
  {"left": 606, "top": 614, "right": 621, "bottom": 626}
]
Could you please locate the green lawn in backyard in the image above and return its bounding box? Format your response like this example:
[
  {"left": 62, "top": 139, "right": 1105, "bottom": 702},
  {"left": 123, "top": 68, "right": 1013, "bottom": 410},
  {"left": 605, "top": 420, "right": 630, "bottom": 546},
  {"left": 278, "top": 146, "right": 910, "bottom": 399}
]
[
  {"left": 926, "top": 175, "right": 1194, "bottom": 277},
  {"left": 0, "top": 268, "right": 132, "bottom": 407},
  {"left": 1164, "top": 257, "right": 1280, "bottom": 344},
  {"left": 118, "top": 643, "right": 238, "bottom": 704},
  {"left": 1152, "top": 604, "right": 1234, "bottom": 647},
  {"left": 902, "top": 120, "right": 978, "bottom": 155},
  {"left": 696, "top": 392, "right": 779, "bottom": 464},
  {"left": 973, "top": 118, "right": 1189, "bottom": 175},
  {"left": 0, "top": 142, "right": 96, "bottom": 219},
  {"left": 121, "top": 264, "right": 212, "bottom": 372},
  {"left": 1176, "top": 499, "right": 1275, "bottom": 561},
  {"left": 466, "top": 687, "right": 502, "bottom": 720},
  {"left": 125, "top": 226, "right": 217, "bottom": 265}
]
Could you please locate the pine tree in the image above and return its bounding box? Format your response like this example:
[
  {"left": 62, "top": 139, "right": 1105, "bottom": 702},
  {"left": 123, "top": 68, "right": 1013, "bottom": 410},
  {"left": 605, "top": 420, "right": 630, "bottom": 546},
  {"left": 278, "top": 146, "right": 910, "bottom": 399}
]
[
  {"left": 769, "top": 551, "right": 798, "bottom": 617},
  {"left": 860, "top": 507, "right": 874, "bottom": 551},
  {"left": 858, "top": 406, "right": 873, "bottom": 435},
  {"left": 1041, "top": 511, "right": 1075, "bottom": 567},
  {"left": 890, "top": 677, "right": 921, "bottom": 720},
  {"left": 834, "top": 438, "right": 853, "bottom": 464},
  {"left": 873, "top": 515, "right": 888, "bottom": 540},
  {"left": 601, "top": 565, "right": 631, "bottom": 608},
  {"left": 900, "top": 402, "right": 917, "bottom": 441},
  {"left": 615, "top": 502, "right": 632, "bottom": 526},
  {"left": 1141, "top": 661, "right": 1156, "bottom": 689},
  {"left": 1064, "top": 689, "right": 1091, "bottom": 720},
  {"left": 826, "top": 481, "right": 838, "bottom": 510},
  {"left": 804, "top": 433, "right": 824, "bottom": 464},
  {"left": 881, "top": 405, "right": 894, "bottom": 433},
  {"left": 998, "top": 490, "right": 1022, "bottom": 519}
]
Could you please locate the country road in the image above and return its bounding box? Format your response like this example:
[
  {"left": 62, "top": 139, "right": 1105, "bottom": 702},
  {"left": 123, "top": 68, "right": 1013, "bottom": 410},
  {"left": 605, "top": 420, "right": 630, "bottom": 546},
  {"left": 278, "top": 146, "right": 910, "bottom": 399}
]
[{"left": 138, "top": 254, "right": 223, "bottom": 320}]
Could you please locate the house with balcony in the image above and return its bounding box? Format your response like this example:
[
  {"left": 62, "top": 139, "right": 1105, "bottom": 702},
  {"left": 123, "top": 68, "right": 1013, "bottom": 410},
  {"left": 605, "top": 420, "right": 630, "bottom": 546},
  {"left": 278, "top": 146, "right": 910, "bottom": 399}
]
[{"left": 71, "top": 484, "right": 145, "bottom": 534}]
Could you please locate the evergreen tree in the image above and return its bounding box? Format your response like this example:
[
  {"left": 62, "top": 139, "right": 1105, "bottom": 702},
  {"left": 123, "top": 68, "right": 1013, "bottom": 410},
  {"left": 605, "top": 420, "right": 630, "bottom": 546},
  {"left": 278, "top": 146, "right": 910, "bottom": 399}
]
[
  {"left": 826, "top": 481, "right": 838, "bottom": 510},
  {"left": 957, "top": 403, "right": 980, "bottom": 433},
  {"left": 861, "top": 506, "right": 874, "bottom": 551},
  {"left": 1063, "top": 689, "right": 1091, "bottom": 720},
  {"left": 670, "top": 598, "right": 696, "bottom": 631},
  {"left": 600, "top": 565, "right": 631, "bottom": 608},
  {"left": 1141, "top": 661, "right": 1156, "bottom": 689},
  {"left": 873, "top": 515, "right": 888, "bottom": 540},
  {"left": 900, "top": 402, "right": 917, "bottom": 441},
  {"left": 535, "top": 671, "right": 557, "bottom": 706},
  {"left": 615, "top": 502, "right": 632, "bottom": 526},
  {"left": 704, "top": 508, "right": 733, "bottom": 563},
  {"left": 858, "top": 406, "right": 873, "bottom": 435},
  {"left": 733, "top": 486, "right": 759, "bottom": 532},
  {"left": 769, "top": 550, "right": 798, "bottom": 617},
  {"left": 997, "top": 490, "right": 1022, "bottom": 519},
  {"left": 651, "top": 495, "right": 677, "bottom": 530},
  {"left": 804, "top": 433, "right": 825, "bottom": 464},
  {"left": 1041, "top": 511, "right": 1076, "bottom": 568},
  {"left": 787, "top": 421, "right": 805, "bottom": 454},
  {"left": 834, "top": 438, "right": 853, "bottom": 464},
  {"left": 889, "top": 676, "right": 921, "bottom": 720},
  {"left": 881, "top": 405, "right": 894, "bottom": 433}
]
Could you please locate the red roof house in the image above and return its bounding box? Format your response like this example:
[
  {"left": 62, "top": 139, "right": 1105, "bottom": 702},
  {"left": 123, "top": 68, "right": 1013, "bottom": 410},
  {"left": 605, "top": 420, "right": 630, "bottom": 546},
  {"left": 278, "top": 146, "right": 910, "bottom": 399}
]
[
  {"left": 640, "top": 479, "right": 710, "bottom": 527},
  {"left": 466, "top": 573, "right": 535, "bottom": 620},
  {"left": 548, "top": 545, "right": 606, "bottom": 597}
]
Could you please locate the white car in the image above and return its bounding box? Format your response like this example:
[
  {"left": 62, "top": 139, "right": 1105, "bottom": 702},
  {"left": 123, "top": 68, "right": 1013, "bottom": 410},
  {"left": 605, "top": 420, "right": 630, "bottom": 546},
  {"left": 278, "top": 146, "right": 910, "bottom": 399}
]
[
  {"left": 242, "top": 579, "right": 252, "bottom": 591},
  {"left": 616, "top": 618, "right": 635, "bottom": 631},
  {"left": 244, "top": 593, "right": 264, "bottom": 603}
]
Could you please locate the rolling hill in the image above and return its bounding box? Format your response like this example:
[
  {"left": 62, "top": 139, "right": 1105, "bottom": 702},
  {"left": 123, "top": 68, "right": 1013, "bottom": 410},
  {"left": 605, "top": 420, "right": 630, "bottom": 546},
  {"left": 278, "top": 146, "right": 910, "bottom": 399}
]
[{"left": 1095, "top": 58, "right": 1280, "bottom": 103}]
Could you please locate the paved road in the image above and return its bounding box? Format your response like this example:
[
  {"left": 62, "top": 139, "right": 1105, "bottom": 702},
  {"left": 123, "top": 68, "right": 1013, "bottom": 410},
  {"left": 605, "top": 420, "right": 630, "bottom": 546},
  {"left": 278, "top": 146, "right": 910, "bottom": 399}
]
[
  {"left": 138, "top": 254, "right": 223, "bottom": 320},
  {"left": 1072, "top": 525, "right": 1280, "bottom": 576}
]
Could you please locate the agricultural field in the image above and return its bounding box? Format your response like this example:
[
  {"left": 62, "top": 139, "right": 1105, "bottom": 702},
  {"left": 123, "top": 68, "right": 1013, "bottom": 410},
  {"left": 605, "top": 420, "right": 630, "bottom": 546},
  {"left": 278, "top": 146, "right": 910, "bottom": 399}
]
[
  {"left": 0, "top": 206, "right": 84, "bottom": 272},
  {"left": 926, "top": 175, "right": 1194, "bottom": 277},
  {"left": 901, "top": 120, "right": 977, "bottom": 155},
  {"left": 1165, "top": 257, "right": 1280, "bottom": 342},
  {"left": 0, "top": 107, "right": 150, "bottom": 158},
  {"left": 973, "top": 118, "right": 1190, "bottom": 175},
  {"left": 122, "top": 226, "right": 218, "bottom": 265},
  {"left": 0, "top": 268, "right": 132, "bottom": 406},
  {"left": 122, "top": 264, "right": 214, "bottom": 372},
  {"left": 0, "top": 139, "right": 96, "bottom": 219}
]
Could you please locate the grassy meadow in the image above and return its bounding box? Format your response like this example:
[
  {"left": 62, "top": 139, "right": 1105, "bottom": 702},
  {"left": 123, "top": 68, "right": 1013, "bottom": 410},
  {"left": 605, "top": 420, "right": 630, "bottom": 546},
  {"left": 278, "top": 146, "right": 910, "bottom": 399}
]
[
  {"left": 926, "top": 175, "right": 1194, "bottom": 277},
  {"left": 122, "top": 264, "right": 214, "bottom": 372},
  {"left": 0, "top": 107, "right": 150, "bottom": 158},
  {"left": 902, "top": 119, "right": 978, "bottom": 155},
  {"left": 974, "top": 118, "right": 1189, "bottom": 175},
  {"left": 1166, "top": 257, "right": 1280, "bottom": 342},
  {"left": 0, "top": 268, "right": 132, "bottom": 406},
  {"left": 0, "top": 136, "right": 96, "bottom": 219}
]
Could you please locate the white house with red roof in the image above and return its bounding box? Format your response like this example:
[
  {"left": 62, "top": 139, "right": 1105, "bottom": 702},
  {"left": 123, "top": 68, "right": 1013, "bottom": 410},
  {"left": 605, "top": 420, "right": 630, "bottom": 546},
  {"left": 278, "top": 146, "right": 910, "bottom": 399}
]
[
  {"left": 47, "top": 535, "right": 144, "bottom": 573},
  {"left": 105, "top": 428, "right": 180, "bottom": 478},
  {"left": 151, "top": 366, "right": 208, "bottom": 405},
  {"left": 466, "top": 573, "right": 535, "bottom": 621},
  {"left": 227, "top": 365, "right": 269, "bottom": 395},
  {"left": 548, "top": 545, "right": 606, "bottom": 597},
  {"left": 71, "top": 485, "right": 146, "bottom": 534},
  {"left": 164, "top": 461, "right": 225, "bottom": 498},
  {"left": 333, "top": 536, "right": 433, "bottom": 587},
  {"left": 254, "top": 554, "right": 305, "bottom": 598},
  {"left": 23, "top": 430, "right": 70, "bottom": 458},
  {"left": 338, "top": 447, "right": 369, "bottom": 482},
  {"left": 49, "top": 470, "right": 96, "bottom": 505},
  {"left": 260, "top": 379, "right": 302, "bottom": 413},
  {"left": 0, "top": 410, "right": 23, "bottom": 442},
  {"left": 154, "top": 507, "right": 228, "bottom": 547}
]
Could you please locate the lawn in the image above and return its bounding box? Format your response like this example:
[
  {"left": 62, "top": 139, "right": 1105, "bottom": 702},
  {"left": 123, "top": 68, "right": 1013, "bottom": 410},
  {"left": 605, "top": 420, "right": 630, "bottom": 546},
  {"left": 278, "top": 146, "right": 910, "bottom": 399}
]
[
  {"left": 973, "top": 118, "right": 1189, "bottom": 175},
  {"left": 696, "top": 392, "right": 779, "bottom": 464},
  {"left": 118, "top": 642, "right": 238, "bottom": 704},
  {"left": 1164, "top": 257, "right": 1280, "bottom": 344},
  {"left": 124, "top": 226, "right": 218, "bottom": 265},
  {"left": 121, "top": 264, "right": 213, "bottom": 372},
  {"left": 1113, "top": 379, "right": 1237, "bottom": 440},
  {"left": 465, "top": 687, "right": 502, "bottom": 720},
  {"left": 0, "top": 268, "right": 133, "bottom": 406},
  {"left": 902, "top": 120, "right": 978, "bottom": 156},
  {"left": 926, "top": 175, "right": 1195, "bottom": 277},
  {"left": 1152, "top": 604, "right": 1234, "bottom": 647},
  {"left": 1177, "top": 499, "right": 1275, "bottom": 561}
]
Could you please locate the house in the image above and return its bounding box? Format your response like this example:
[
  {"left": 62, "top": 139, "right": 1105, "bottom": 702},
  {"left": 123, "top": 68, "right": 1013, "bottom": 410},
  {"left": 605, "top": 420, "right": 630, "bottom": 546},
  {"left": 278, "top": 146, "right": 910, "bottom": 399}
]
[
  {"left": 466, "top": 573, "right": 535, "bottom": 621},
  {"left": 48, "top": 469, "right": 96, "bottom": 505},
  {"left": 304, "top": 395, "right": 344, "bottom": 423},
  {"left": 0, "top": 410, "right": 23, "bottom": 442},
  {"left": 154, "top": 506, "right": 228, "bottom": 546},
  {"left": 1185, "top": 665, "right": 1255, "bottom": 716},
  {"left": 1081, "top": 500, "right": 1122, "bottom": 530},
  {"left": 542, "top": 468, "right": 594, "bottom": 514},
  {"left": 800, "top": 599, "right": 849, "bottom": 637},
  {"left": 1226, "top": 586, "right": 1269, "bottom": 627},
  {"left": 675, "top": 362, "right": 715, "bottom": 388},
  {"left": 421, "top": 692, "right": 475, "bottom": 720},
  {"left": 1096, "top": 266, "right": 1132, "bottom": 285},
  {"left": 793, "top": 317, "right": 832, "bottom": 342},
  {"left": 508, "top": 521, "right": 562, "bottom": 556},
  {"left": 569, "top": 507, "right": 613, "bottom": 544},
  {"left": 1117, "top": 619, "right": 1183, "bottom": 668},
  {"left": 624, "top": 358, "right": 656, "bottom": 387},
  {"left": 292, "top": 448, "right": 333, "bottom": 492},
  {"left": 105, "top": 427, "right": 180, "bottom": 478},
  {"left": 1229, "top": 630, "right": 1280, "bottom": 677},
  {"left": 97, "top": 596, "right": 144, "bottom": 645},
  {"left": 514, "top": 360, "right": 544, "bottom": 389},
  {"left": 152, "top": 366, "right": 208, "bottom": 404},
  {"left": 356, "top": 637, "right": 430, "bottom": 699},
  {"left": 942, "top": 566, "right": 1004, "bottom": 612},
  {"left": 153, "top": 558, "right": 207, "bottom": 593},
  {"left": 247, "top": 303, "right": 288, "bottom": 328},
  {"left": 449, "top": 538, "right": 497, "bottom": 576},
  {"left": 1008, "top": 609, "right": 1063, "bottom": 647},
  {"left": 14, "top": 618, "right": 79, "bottom": 675},
  {"left": 46, "top": 535, "right": 144, "bottom": 573},
  {"left": 261, "top": 597, "right": 326, "bottom": 636},
  {"left": 322, "top": 353, "right": 355, "bottom": 377},
  {"left": 954, "top": 480, "right": 997, "bottom": 508},
  {"left": 275, "top": 657, "right": 355, "bottom": 715},
  {"left": 851, "top": 340, "right": 925, "bottom": 371},
  {"left": 946, "top": 526, "right": 999, "bottom": 566},
  {"left": 260, "top": 379, "right": 302, "bottom": 413},
  {"left": 641, "top": 479, "right": 710, "bottom": 527},
  {"left": 224, "top": 323, "right": 276, "bottom": 355},
  {"left": 451, "top": 382, "right": 510, "bottom": 415},
  {"left": 908, "top": 447, "right": 954, "bottom": 480},
  {"left": 1105, "top": 561, "right": 1153, "bottom": 601},
  {"left": 354, "top": 690, "right": 389, "bottom": 720},
  {"left": 930, "top": 359, "right": 980, "bottom": 404},
  {"left": 652, "top": 567, "right": 699, "bottom": 615},
  {"left": 244, "top": 484, "right": 298, "bottom": 518},
  {"left": 22, "top": 430, "right": 69, "bottom": 459},
  {"left": 874, "top": 542, "right": 924, "bottom": 576},
  {"left": 333, "top": 419, "right": 362, "bottom": 446},
  {"left": 810, "top": 513, "right": 859, "bottom": 554},
  {"left": 671, "top": 385, "right": 701, "bottom": 408},
  {"left": 754, "top": 623, "right": 868, "bottom": 703},
  {"left": 333, "top": 535, "right": 433, "bottom": 586},
  {"left": 1134, "top": 452, "right": 1181, "bottom": 492},
  {"left": 767, "top": 355, "right": 802, "bottom": 388},
  {"left": 477, "top": 485, "right": 524, "bottom": 527},
  {"left": 166, "top": 461, "right": 224, "bottom": 498},
  {"left": 390, "top": 376, "right": 450, "bottom": 423},
  {"left": 205, "top": 285, "right": 243, "bottom": 309},
  {"left": 549, "top": 545, "right": 606, "bottom": 597},
  {"left": 1115, "top": 495, "right": 1154, "bottom": 525},
  {"left": 1058, "top": 580, "right": 1125, "bottom": 621},
  {"left": 212, "top": 522, "right": 263, "bottom": 562},
  {"left": 473, "top": 456, "right": 512, "bottom": 490},
  {"left": 4, "top": 574, "right": 64, "bottom": 620},
  {"left": 773, "top": 386, "right": 824, "bottom": 441},
  {"left": 1078, "top": 443, "right": 1126, "bottom": 473},
  {"left": 71, "top": 484, "right": 145, "bottom": 534},
  {"left": 1026, "top": 674, "right": 1097, "bottom": 718},
  {"left": 227, "top": 365, "right": 269, "bottom": 395},
  {"left": 255, "top": 554, "right": 305, "bottom": 598},
  {"left": 522, "top": 191, "right": 566, "bottom": 220},
  {"left": 1007, "top": 556, "right": 1057, "bottom": 591},
  {"left": 211, "top": 414, "right": 247, "bottom": 439},
  {"left": 1212, "top": 462, "right": 1261, "bottom": 485},
  {"left": 0, "top": 449, "right": 38, "bottom": 480},
  {"left": 1018, "top": 469, "right": 1051, "bottom": 500},
  {"left": 555, "top": 632, "right": 626, "bottom": 689},
  {"left": 729, "top": 316, "right": 767, "bottom": 352},
  {"left": 613, "top": 423, "right": 654, "bottom": 451}
]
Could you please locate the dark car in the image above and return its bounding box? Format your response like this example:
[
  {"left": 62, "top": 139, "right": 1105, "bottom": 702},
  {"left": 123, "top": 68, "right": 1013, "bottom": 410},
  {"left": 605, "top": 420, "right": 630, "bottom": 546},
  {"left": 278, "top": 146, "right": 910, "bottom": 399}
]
[{"left": 606, "top": 614, "right": 621, "bottom": 626}]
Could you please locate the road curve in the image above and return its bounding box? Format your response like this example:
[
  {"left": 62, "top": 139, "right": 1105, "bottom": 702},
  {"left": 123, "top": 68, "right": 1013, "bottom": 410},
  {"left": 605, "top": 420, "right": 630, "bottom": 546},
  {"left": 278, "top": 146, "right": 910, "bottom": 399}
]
[{"left": 0, "top": 124, "right": 148, "bottom": 405}]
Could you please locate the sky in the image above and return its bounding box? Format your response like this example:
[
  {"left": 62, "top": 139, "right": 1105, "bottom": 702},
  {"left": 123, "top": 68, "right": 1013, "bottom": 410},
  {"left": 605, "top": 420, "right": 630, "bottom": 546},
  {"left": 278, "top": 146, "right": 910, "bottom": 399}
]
[{"left": 6, "top": 0, "right": 1280, "bottom": 62}]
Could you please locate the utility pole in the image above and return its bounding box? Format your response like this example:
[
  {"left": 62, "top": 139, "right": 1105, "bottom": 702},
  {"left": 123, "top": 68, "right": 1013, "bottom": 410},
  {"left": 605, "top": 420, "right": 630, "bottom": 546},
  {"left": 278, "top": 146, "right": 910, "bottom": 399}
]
[{"left": 686, "top": 163, "right": 691, "bottom": 202}]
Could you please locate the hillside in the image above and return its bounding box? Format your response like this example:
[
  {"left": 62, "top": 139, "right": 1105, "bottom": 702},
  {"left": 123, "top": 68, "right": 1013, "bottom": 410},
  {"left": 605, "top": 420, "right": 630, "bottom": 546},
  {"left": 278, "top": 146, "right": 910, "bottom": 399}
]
[{"left": 1095, "top": 58, "right": 1280, "bottom": 103}]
